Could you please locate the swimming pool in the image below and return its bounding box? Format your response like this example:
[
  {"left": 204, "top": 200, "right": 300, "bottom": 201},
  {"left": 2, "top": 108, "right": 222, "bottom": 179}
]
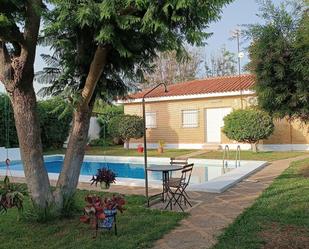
[
  {"left": 0, "top": 155, "right": 231, "bottom": 184},
  {"left": 0, "top": 155, "right": 267, "bottom": 192}
]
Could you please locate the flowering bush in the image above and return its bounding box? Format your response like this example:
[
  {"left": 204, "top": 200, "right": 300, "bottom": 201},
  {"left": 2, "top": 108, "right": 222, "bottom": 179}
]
[
  {"left": 79, "top": 194, "right": 126, "bottom": 229},
  {"left": 0, "top": 176, "right": 27, "bottom": 215}
]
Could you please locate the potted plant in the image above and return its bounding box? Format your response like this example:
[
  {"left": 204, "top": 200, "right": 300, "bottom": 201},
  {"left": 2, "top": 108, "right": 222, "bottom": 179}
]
[
  {"left": 0, "top": 176, "right": 26, "bottom": 217},
  {"left": 79, "top": 194, "right": 125, "bottom": 236},
  {"left": 157, "top": 140, "right": 165, "bottom": 154},
  {"left": 90, "top": 168, "right": 116, "bottom": 189}
]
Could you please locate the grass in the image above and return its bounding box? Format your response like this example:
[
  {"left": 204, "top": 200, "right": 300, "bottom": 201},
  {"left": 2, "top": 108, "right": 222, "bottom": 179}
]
[
  {"left": 212, "top": 158, "right": 309, "bottom": 249},
  {"left": 195, "top": 150, "right": 307, "bottom": 161},
  {"left": 0, "top": 188, "right": 187, "bottom": 249},
  {"left": 44, "top": 145, "right": 307, "bottom": 162},
  {"left": 45, "top": 145, "right": 195, "bottom": 158}
]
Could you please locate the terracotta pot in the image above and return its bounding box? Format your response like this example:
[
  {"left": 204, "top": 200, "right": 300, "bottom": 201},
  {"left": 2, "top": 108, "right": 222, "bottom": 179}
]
[{"left": 157, "top": 147, "right": 164, "bottom": 154}]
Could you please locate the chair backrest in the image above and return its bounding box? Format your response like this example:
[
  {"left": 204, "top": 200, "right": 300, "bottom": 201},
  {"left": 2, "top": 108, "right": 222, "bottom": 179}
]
[
  {"left": 180, "top": 163, "right": 194, "bottom": 186},
  {"left": 170, "top": 157, "right": 188, "bottom": 166}
]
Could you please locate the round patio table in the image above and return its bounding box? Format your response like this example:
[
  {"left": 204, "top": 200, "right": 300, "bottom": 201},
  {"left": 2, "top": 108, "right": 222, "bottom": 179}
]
[{"left": 147, "top": 165, "right": 183, "bottom": 205}]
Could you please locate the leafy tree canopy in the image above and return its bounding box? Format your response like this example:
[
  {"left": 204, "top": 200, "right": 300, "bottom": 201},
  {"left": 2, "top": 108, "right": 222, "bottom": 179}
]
[
  {"left": 223, "top": 108, "right": 274, "bottom": 152},
  {"left": 245, "top": 0, "right": 309, "bottom": 122},
  {"left": 40, "top": 0, "right": 232, "bottom": 99},
  {"left": 108, "top": 114, "right": 144, "bottom": 149}
]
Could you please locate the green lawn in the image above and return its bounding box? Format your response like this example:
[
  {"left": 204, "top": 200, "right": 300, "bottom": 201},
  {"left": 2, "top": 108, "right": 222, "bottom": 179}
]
[
  {"left": 195, "top": 150, "right": 307, "bottom": 161},
  {"left": 45, "top": 145, "right": 195, "bottom": 158},
  {"left": 45, "top": 145, "right": 307, "bottom": 161},
  {"left": 212, "top": 158, "right": 309, "bottom": 249},
  {"left": 0, "top": 189, "right": 186, "bottom": 249}
]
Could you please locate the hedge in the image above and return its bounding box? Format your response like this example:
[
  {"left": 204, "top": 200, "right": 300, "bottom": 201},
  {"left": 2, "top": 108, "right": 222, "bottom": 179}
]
[
  {"left": 0, "top": 94, "right": 72, "bottom": 149},
  {"left": 0, "top": 94, "right": 18, "bottom": 147},
  {"left": 37, "top": 98, "right": 72, "bottom": 148}
]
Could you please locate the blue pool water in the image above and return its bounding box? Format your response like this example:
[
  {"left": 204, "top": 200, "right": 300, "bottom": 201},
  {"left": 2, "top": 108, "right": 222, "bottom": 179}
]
[
  {"left": 1, "top": 159, "right": 160, "bottom": 180},
  {"left": 0, "top": 156, "right": 230, "bottom": 184}
]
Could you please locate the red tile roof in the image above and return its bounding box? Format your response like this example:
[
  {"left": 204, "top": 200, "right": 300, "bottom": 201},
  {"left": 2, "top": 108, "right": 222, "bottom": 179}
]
[{"left": 129, "top": 74, "right": 255, "bottom": 99}]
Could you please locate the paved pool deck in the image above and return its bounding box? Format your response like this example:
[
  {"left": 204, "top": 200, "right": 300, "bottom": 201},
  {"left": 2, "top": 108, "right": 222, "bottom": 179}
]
[
  {"left": 3, "top": 154, "right": 309, "bottom": 249},
  {"left": 151, "top": 154, "right": 309, "bottom": 249}
]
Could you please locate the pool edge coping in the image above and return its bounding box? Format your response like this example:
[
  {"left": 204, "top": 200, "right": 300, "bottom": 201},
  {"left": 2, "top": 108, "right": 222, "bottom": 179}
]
[{"left": 1, "top": 155, "right": 268, "bottom": 193}]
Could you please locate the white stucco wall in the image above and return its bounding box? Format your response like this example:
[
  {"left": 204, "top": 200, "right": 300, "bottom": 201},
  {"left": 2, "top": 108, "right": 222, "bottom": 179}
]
[
  {"left": 88, "top": 117, "right": 101, "bottom": 140},
  {"left": 0, "top": 147, "right": 21, "bottom": 161},
  {"left": 63, "top": 117, "right": 101, "bottom": 147}
]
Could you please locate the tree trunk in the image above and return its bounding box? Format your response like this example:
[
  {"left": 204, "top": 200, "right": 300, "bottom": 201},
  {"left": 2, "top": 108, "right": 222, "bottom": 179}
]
[
  {"left": 11, "top": 85, "right": 53, "bottom": 208},
  {"left": 125, "top": 140, "right": 130, "bottom": 149},
  {"left": 54, "top": 105, "right": 93, "bottom": 206},
  {"left": 52, "top": 44, "right": 108, "bottom": 207},
  {"left": 251, "top": 142, "right": 258, "bottom": 153},
  {"left": 1, "top": 0, "right": 55, "bottom": 210}
]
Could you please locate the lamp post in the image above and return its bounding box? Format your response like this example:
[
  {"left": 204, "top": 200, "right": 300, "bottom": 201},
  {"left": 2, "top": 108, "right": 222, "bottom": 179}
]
[
  {"left": 142, "top": 83, "right": 168, "bottom": 207},
  {"left": 231, "top": 28, "right": 244, "bottom": 109}
]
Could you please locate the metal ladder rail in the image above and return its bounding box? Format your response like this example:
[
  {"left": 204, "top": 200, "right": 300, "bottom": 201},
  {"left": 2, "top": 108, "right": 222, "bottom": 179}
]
[
  {"left": 222, "top": 145, "right": 230, "bottom": 169},
  {"left": 235, "top": 145, "right": 241, "bottom": 168}
]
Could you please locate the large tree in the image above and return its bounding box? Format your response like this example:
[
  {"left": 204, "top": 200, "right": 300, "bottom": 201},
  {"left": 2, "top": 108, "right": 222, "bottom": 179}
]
[
  {"left": 0, "top": 0, "right": 232, "bottom": 209},
  {"left": 204, "top": 46, "right": 237, "bottom": 77},
  {"left": 143, "top": 48, "right": 202, "bottom": 87},
  {"left": 246, "top": 0, "right": 309, "bottom": 122},
  {"left": 0, "top": 0, "right": 53, "bottom": 208}
]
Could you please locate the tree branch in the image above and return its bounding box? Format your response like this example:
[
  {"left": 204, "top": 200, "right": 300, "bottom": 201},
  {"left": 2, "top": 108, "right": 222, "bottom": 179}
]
[
  {"left": 20, "top": 0, "right": 42, "bottom": 66},
  {"left": 81, "top": 45, "right": 109, "bottom": 106},
  {"left": 0, "top": 41, "right": 11, "bottom": 84},
  {"left": 12, "top": 41, "right": 22, "bottom": 57},
  {"left": 119, "top": 5, "right": 138, "bottom": 16},
  {"left": 0, "top": 23, "right": 25, "bottom": 46}
]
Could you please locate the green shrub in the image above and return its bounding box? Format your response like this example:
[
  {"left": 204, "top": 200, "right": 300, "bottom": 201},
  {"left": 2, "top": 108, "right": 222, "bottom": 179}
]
[
  {"left": 0, "top": 94, "right": 72, "bottom": 149},
  {"left": 96, "top": 104, "right": 124, "bottom": 138},
  {"left": 108, "top": 114, "right": 144, "bottom": 149},
  {"left": 107, "top": 115, "right": 123, "bottom": 139},
  {"left": 0, "top": 94, "right": 18, "bottom": 147},
  {"left": 89, "top": 138, "right": 113, "bottom": 147},
  {"left": 37, "top": 98, "right": 72, "bottom": 149},
  {"left": 222, "top": 109, "right": 274, "bottom": 152}
]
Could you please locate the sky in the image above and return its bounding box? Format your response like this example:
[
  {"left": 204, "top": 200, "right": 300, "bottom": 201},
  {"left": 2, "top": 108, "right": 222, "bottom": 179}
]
[{"left": 0, "top": 0, "right": 284, "bottom": 93}]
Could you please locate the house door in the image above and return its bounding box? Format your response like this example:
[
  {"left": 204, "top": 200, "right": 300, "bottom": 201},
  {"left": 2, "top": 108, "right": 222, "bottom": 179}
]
[{"left": 206, "top": 107, "right": 232, "bottom": 143}]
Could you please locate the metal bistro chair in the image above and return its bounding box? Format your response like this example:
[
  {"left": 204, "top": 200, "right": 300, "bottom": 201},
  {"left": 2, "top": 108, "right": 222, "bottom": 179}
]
[
  {"left": 169, "top": 157, "right": 188, "bottom": 181},
  {"left": 165, "top": 163, "right": 194, "bottom": 212},
  {"left": 169, "top": 157, "right": 190, "bottom": 199},
  {"left": 170, "top": 157, "right": 188, "bottom": 166}
]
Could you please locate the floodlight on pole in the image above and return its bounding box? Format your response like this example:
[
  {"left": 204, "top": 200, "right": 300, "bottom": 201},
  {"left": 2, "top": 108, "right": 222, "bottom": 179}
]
[{"left": 142, "top": 83, "right": 168, "bottom": 207}]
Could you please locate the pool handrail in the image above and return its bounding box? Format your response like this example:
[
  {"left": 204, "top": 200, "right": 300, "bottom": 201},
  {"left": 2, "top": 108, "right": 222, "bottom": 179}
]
[
  {"left": 235, "top": 145, "right": 241, "bottom": 168},
  {"left": 222, "top": 145, "right": 229, "bottom": 169}
]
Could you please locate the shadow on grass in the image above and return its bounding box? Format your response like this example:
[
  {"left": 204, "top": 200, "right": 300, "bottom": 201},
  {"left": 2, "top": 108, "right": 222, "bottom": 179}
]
[{"left": 0, "top": 186, "right": 188, "bottom": 249}]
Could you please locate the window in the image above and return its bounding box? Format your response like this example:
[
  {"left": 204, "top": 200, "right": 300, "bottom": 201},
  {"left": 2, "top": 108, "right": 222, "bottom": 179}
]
[
  {"left": 146, "top": 112, "right": 157, "bottom": 128},
  {"left": 182, "top": 110, "right": 198, "bottom": 128}
]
